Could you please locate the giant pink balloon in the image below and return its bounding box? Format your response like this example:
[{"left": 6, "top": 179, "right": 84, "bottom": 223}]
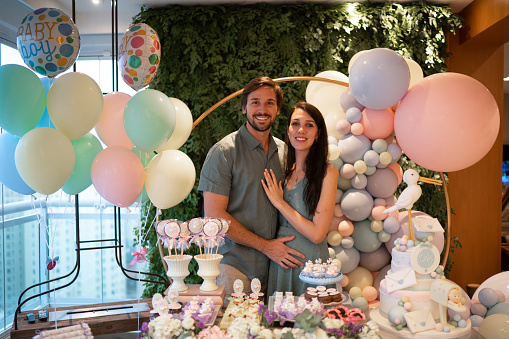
[
  {"left": 91, "top": 146, "right": 144, "bottom": 207},
  {"left": 95, "top": 92, "right": 133, "bottom": 149},
  {"left": 394, "top": 72, "right": 499, "bottom": 172}
]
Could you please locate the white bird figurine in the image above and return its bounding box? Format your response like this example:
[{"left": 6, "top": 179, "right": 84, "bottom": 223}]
[{"left": 384, "top": 169, "right": 442, "bottom": 240}]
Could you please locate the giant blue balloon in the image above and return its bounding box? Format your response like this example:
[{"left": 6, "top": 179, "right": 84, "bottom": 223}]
[
  {"left": 0, "top": 132, "right": 35, "bottom": 195},
  {"left": 349, "top": 48, "right": 410, "bottom": 109}
]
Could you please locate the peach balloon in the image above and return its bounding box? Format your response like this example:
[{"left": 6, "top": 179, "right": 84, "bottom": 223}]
[
  {"left": 362, "top": 286, "right": 378, "bottom": 302},
  {"left": 338, "top": 220, "right": 354, "bottom": 236},
  {"left": 95, "top": 92, "right": 133, "bottom": 149},
  {"left": 91, "top": 146, "right": 144, "bottom": 207},
  {"left": 388, "top": 163, "right": 403, "bottom": 184},
  {"left": 360, "top": 107, "right": 394, "bottom": 140},
  {"left": 395, "top": 72, "right": 499, "bottom": 172}
]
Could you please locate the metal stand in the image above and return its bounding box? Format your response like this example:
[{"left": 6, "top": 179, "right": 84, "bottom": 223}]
[{"left": 13, "top": 195, "right": 169, "bottom": 330}]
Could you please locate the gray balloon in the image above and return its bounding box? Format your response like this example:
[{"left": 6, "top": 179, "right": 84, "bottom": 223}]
[
  {"left": 341, "top": 188, "right": 374, "bottom": 221},
  {"left": 366, "top": 167, "right": 398, "bottom": 198},
  {"left": 338, "top": 133, "right": 372, "bottom": 164}
]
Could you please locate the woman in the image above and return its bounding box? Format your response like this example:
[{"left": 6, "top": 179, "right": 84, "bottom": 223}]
[{"left": 263, "top": 102, "right": 339, "bottom": 297}]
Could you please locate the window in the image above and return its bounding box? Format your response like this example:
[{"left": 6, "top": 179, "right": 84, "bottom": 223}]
[{"left": 1, "top": 43, "right": 146, "bottom": 332}]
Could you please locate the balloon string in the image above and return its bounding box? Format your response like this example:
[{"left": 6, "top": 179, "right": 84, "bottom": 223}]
[{"left": 31, "top": 194, "right": 50, "bottom": 254}]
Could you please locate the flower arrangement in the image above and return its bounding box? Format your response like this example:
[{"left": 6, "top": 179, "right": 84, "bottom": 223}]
[{"left": 139, "top": 304, "right": 379, "bottom": 339}]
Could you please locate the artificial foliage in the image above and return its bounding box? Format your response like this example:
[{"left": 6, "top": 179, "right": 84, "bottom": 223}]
[{"left": 132, "top": 1, "right": 462, "bottom": 298}]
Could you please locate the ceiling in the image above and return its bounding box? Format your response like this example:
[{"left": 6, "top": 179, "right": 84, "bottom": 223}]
[{"left": 5, "top": 0, "right": 508, "bottom": 93}]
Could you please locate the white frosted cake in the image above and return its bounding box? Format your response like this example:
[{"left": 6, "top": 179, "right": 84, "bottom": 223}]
[{"left": 375, "top": 235, "right": 471, "bottom": 334}]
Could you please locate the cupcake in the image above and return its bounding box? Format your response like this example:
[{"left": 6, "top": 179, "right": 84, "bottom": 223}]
[
  {"left": 305, "top": 291, "right": 318, "bottom": 301},
  {"left": 317, "top": 292, "right": 331, "bottom": 304},
  {"left": 329, "top": 291, "right": 342, "bottom": 302},
  {"left": 168, "top": 303, "right": 182, "bottom": 314}
]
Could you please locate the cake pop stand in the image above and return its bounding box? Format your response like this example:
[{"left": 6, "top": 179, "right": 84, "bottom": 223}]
[{"left": 370, "top": 307, "right": 471, "bottom": 339}]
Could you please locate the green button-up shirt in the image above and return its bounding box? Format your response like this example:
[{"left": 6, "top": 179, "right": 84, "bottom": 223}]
[{"left": 198, "top": 124, "right": 285, "bottom": 283}]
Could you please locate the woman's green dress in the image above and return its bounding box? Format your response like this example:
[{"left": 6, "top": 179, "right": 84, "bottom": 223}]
[{"left": 266, "top": 177, "right": 329, "bottom": 297}]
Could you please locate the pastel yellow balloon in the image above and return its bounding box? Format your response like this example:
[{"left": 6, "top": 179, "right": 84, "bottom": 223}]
[
  {"left": 379, "top": 151, "right": 392, "bottom": 165},
  {"left": 349, "top": 286, "right": 362, "bottom": 299},
  {"left": 370, "top": 220, "right": 383, "bottom": 232},
  {"left": 47, "top": 72, "right": 104, "bottom": 140},
  {"left": 345, "top": 266, "right": 374, "bottom": 291},
  {"left": 327, "top": 231, "right": 343, "bottom": 247},
  {"left": 145, "top": 150, "right": 195, "bottom": 209},
  {"left": 353, "top": 160, "right": 367, "bottom": 174},
  {"left": 15, "top": 127, "right": 75, "bottom": 195},
  {"left": 157, "top": 98, "right": 194, "bottom": 151}
]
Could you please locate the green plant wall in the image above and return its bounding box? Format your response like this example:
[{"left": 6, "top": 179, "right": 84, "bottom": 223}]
[{"left": 132, "top": 2, "right": 462, "bottom": 298}]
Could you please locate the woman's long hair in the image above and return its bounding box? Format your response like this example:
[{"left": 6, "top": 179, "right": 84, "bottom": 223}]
[{"left": 284, "top": 102, "right": 329, "bottom": 216}]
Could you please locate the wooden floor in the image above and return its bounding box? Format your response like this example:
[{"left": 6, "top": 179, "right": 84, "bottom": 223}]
[{"left": 10, "top": 299, "right": 152, "bottom": 339}]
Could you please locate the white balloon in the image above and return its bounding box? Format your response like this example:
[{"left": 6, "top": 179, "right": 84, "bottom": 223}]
[
  {"left": 145, "top": 150, "right": 195, "bottom": 209},
  {"left": 406, "top": 59, "right": 424, "bottom": 89},
  {"left": 328, "top": 144, "right": 340, "bottom": 161},
  {"left": 306, "top": 71, "right": 349, "bottom": 117},
  {"left": 157, "top": 98, "right": 193, "bottom": 151},
  {"left": 325, "top": 111, "right": 346, "bottom": 141}
]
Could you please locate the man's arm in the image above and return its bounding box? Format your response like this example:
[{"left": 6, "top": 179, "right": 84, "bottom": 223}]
[{"left": 203, "top": 191, "right": 305, "bottom": 269}]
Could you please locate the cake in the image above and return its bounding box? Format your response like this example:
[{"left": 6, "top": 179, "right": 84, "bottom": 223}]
[{"left": 374, "top": 235, "right": 471, "bottom": 334}]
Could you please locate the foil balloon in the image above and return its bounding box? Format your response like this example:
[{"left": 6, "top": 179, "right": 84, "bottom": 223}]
[
  {"left": 17, "top": 8, "right": 80, "bottom": 78},
  {"left": 119, "top": 23, "right": 161, "bottom": 91}
]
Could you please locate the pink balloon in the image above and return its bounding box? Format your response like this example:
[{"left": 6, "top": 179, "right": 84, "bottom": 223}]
[
  {"left": 388, "top": 163, "right": 403, "bottom": 185},
  {"left": 394, "top": 73, "right": 499, "bottom": 172},
  {"left": 360, "top": 107, "right": 394, "bottom": 140},
  {"left": 91, "top": 146, "right": 144, "bottom": 207},
  {"left": 95, "top": 92, "right": 134, "bottom": 149}
]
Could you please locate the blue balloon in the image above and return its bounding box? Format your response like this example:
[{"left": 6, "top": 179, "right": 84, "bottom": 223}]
[
  {"left": 486, "top": 302, "right": 509, "bottom": 317},
  {"left": 0, "top": 132, "right": 35, "bottom": 195},
  {"left": 479, "top": 288, "right": 499, "bottom": 307},
  {"left": 338, "top": 133, "right": 372, "bottom": 164},
  {"left": 352, "top": 219, "right": 382, "bottom": 252},
  {"left": 349, "top": 48, "right": 410, "bottom": 109},
  {"left": 341, "top": 189, "right": 374, "bottom": 221},
  {"left": 470, "top": 314, "right": 484, "bottom": 327},
  {"left": 36, "top": 77, "right": 55, "bottom": 129}
]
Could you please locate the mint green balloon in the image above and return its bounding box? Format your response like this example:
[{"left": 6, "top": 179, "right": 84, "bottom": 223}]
[
  {"left": 63, "top": 133, "right": 103, "bottom": 195},
  {"left": 124, "top": 89, "right": 176, "bottom": 152},
  {"left": 0, "top": 64, "right": 46, "bottom": 137},
  {"left": 132, "top": 146, "right": 156, "bottom": 202}
]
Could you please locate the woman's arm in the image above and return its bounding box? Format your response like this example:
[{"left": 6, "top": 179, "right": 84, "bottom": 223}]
[{"left": 262, "top": 164, "right": 339, "bottom": 244}]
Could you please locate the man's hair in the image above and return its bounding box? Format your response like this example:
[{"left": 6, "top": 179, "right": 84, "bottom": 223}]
[{"left": 241, "top": 77, "right": 284, "bottom": 111}]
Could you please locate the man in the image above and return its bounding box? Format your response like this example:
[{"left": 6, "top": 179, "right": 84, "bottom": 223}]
[{"left": 198, "top": 77, "right": 305, "bottom": 300}]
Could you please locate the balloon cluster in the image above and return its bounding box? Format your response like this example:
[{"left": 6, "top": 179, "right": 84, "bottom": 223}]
[
  {"left": 155, "top": 217, "right": 230, "bottom": 257},
  {"left": 310, "top": 48, "right": 499, "bottom": 299},
  {"left": 0, "top": 7, "right": 195, "bottom": 209},
  {"left": 470, "top": 287, "right": 509, "bottom": 327}
]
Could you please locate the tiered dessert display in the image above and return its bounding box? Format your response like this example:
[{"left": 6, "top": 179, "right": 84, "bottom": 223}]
[{"left": 299, "top": 258, "right": 343, "bottom": 286}]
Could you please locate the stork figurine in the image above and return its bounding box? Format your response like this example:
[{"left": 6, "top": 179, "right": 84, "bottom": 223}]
[{"left": 384, "top": 169, "right": 442, "bottom": 240}]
